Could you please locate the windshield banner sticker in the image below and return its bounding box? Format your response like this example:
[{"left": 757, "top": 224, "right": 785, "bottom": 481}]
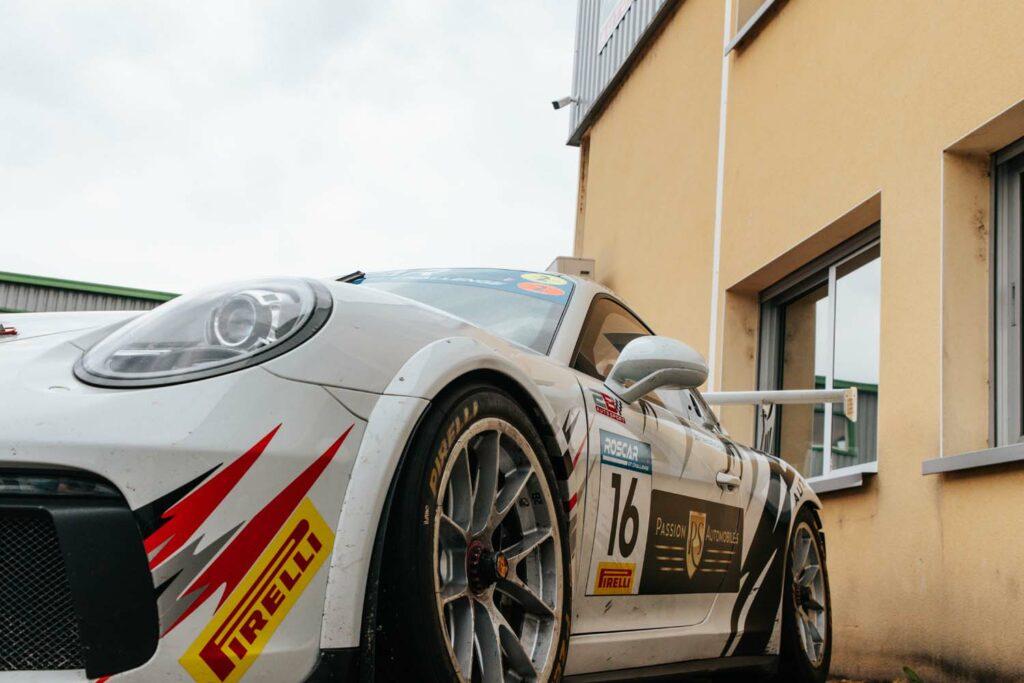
[{"left": 357, "top": 268, "right": 573, "bottom": 302}]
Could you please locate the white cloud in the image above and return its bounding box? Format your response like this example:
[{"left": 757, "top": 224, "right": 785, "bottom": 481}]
[{"left": 0, "top": 1, "right": 579, "bottom": 292}]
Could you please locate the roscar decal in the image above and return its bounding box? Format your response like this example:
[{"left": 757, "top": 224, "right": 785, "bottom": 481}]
[
  {"left": 638, "top": 490, "right": 742, "bottom": 594},
  {"left": 586, "top": 431, "right": 652, "bottom": 596},
  {"left": 590, "top": 389, "right": 625, "bottom": 424},
  {"left": 599, "top": 429, "right": 651, "bottom": 474},
  {"left": 180, "top": 498, "right": 332, "bottom": 683}
]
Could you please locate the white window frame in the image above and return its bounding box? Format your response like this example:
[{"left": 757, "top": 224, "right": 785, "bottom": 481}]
[
  {"left": 993, "top": 139, "right": 1024, "bottom": 446},
  {"left": 757, "top": 226, "right": 881, "bottom": 482}
]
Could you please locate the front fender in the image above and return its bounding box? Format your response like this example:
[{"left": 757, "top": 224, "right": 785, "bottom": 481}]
[
  {"left": 319, "top": 393, "right": 429, "bottom": 650},
  {"left": 383, "top": 336, "right": 562, "bottom": 428},
  {"left": 318, "top": 337, "right": 572, "bottom": 650}
]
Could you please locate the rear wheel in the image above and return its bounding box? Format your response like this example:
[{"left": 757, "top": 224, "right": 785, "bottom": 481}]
[
  {"left": 776, "top": 508, "right": 831, "bottom": 682},
  {"left": 378, "top": 383, "right": 571, "bottom": 682}
]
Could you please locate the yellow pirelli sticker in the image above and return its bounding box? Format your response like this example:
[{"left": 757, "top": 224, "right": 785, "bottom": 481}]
[
  {"left": 181, "top": 498, "right": 333, "bottom": 683},
  {"left": 593, "top": 561, "right": 635, "bottom": 595}
]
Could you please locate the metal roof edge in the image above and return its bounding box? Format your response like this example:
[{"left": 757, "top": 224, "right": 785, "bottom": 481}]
[
  {"left": 566, "top": 0, "right": 682, "bottom": 147},
  {"left": 0, "top": 271, "right": 178, "bottom": 302}
]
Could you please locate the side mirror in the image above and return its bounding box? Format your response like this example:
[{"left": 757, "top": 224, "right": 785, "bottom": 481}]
[{"left": 605, "top": 336, "right": 708, "bottom": 404}]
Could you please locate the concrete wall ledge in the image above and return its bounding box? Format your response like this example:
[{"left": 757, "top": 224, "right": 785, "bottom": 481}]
[
  {"left": 922, "top": 443, "right": 1024, "bottom": 475},
  {"left": 807, "top": 462, "right": 877, "bottom": 494},
  {"left": 809, "top": 471, "right": 863, "bottom": 494}
]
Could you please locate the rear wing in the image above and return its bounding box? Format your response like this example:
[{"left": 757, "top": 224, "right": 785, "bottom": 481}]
[{"left": 702, "top": 388, "right": 858, "bottom": 453}]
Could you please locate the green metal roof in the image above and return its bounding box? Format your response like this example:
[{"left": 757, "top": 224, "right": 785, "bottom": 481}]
[
  {"left": 0, "top": 271, "right": 177, "bottom": 302},
  {"left": 814, "top": 374, "right": 878, "bottom": 394}
]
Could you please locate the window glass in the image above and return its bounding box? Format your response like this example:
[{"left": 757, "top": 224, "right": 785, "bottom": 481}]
[
  {"left": 572, "top": 297, "right": 649, "bottom": 380},
  {"left": 992, "top": 148, "right": 1024, "bottom": 445},
  {"left": 778, "top": 283, "right": 828, "bottom": 478},
  {"left": 572, "top": 297, "right": 715, "bottom": 430},
  {"left": 736, "top": 0, "right": 770, "bottom": 29},
  {"left": 830, "top": 246, "right": 880, "bottom": 471},
  {"left": 355, "top": 269, "right": 573, "bottom": 354},
  {"left": 763, "top": 234, "right": 881, "bottom": 478}
]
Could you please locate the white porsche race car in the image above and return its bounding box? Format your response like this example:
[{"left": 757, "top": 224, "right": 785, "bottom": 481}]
[{"left": 0, "top": 268, "right": 830, "bottom": 682}]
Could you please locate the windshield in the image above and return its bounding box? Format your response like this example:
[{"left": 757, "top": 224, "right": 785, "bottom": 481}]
[{"left": 354, "top": 269, "right": 574, "bottom": 353}]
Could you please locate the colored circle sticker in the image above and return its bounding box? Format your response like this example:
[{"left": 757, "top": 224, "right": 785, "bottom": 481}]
[
  {"left": 518, "top": 282, "right": 565, "bottom": 296},
  {"left": 521, "top": 272, "right": 568, "bottom": 286}
]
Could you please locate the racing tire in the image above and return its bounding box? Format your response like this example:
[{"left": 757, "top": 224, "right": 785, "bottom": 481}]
[
  {"left": 377, "top": 382, "right": 572, "bottom": 682},
  {"left": 775, "top": 507, "right": 831, "bottom": 683}
]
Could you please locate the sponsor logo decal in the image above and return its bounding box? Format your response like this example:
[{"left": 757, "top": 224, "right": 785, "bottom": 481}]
[
  {"left": 599, "top": 430, "right": 651, "bottom": 475},
  {"left": 639, "top": 490, "right": 743, "bottom": 594},
  {"left": 180, "top": 498, "right": 332, "bottom": 683},
  {"left": 521, "top": 272, "right": 567, "bottom": 285},
  {"left": 132, "top": 423, "right": 353, "bottom": 679},
  {"left": 591, "top": 390, "right": 625, "bottom": 423},
  {"left": 686, "top": 510, "right": 706, "bottom": 579},
  {"left": 517, "top": 281, "right": 565, "bottom": 296},
  {"left": 495, "top": 554, "right": 509, "bottom": 580},
  {"left": 428, "top": 401, "right": 478, "bottom": 498},
  {"left": 593, "top": 561, "right": 635, "bottom": 595}
]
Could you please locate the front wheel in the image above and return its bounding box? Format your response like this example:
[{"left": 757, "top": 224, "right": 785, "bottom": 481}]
[
  {"left": 378, "top": 383, "right": 571, "bottom": 682},
  {"left": 776, "top": 508, "right": 832, "bottom": 682}
]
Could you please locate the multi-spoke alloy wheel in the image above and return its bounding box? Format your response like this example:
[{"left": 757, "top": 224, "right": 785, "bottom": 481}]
[
  {"left": 434, "top": 417, "right": 562, "bottom": 683},
  {"left": 777, "top": 509, "right": 831, "bottom": 683},
  {"left": 789, "top": 521, "right": 827, "bottom": 667},
  {"left": 377, "top": 385, "right": 570, "bottom": 683}
]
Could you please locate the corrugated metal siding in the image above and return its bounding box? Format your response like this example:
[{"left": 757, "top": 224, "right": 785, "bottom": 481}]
[
  {"left": 0, "top": 282, "right": 162, "bottom": 313},
  {"left": 568, "top": 0, "right": 672, "bottom": 145}
]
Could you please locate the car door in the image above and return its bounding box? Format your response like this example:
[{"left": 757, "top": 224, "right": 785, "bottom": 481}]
[{"left": 569, "top": 296, "right": 747, "bottom": 635}]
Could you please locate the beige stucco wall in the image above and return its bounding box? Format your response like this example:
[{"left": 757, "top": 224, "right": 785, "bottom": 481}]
[
  {"left": 574, "top": 0, "right": 724, "bottom": 355},
  {"left": 574, "top": 0, "right": 1024, "bottom": 679}
]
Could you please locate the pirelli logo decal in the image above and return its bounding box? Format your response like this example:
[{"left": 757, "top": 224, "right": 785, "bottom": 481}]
[
  {"left": 181, "top": 498, "right": 333, "bottom": 683},
  {"left": 593, "top": 561, "right": 635, "bottom": 595}
]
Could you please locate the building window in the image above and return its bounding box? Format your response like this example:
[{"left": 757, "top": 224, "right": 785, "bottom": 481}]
[
  {"left": 727, "top": 0, "right": 786, "bottom": 53},
  {"left": 758, "top": 226, "right": 881, "bottom": 479},
  {"left": 735, "top": 0, "right": 771, "bottom": 30},
  {"left": 994, "top": 141, "right": 1024, "bottom": 445},
  {"left": 598, "top": 0, "right": 632, "bottom": 51}
]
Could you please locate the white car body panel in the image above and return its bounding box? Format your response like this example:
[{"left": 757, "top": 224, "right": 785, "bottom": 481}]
[{"left": 0, "top": 270, "right": 821, "bottom": 682}]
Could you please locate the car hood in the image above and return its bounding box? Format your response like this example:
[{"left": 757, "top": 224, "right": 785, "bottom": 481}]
[{"left": 0, "top": 280, "right": 526, "bottom": 397}]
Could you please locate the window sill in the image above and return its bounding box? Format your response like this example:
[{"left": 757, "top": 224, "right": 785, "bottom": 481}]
[
  {"left": 921, "top": 443, "right": 1024, "bottom": 475},
  {"left": 725, "top": 0, "right": 787, "bottom": 54},
  {"left": 807, "top": 462, "right": 877, "bottom": 495}
]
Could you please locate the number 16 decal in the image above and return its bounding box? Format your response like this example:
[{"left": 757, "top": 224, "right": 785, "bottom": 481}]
[
  {"left": 587, "top": 431, "right": 652, "bottom": 596},
  {"left": 607, "top": 472, "right": 639, "bottom": 557}
]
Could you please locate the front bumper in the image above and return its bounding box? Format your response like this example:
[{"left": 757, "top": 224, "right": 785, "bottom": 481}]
[{"left": 1, "top": 329, "right": 367, "bottom": 681}]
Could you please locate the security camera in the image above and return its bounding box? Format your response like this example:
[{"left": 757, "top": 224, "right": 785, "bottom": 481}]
[{"left": 551, "top": 96, "right": 576, "bottom": 110}]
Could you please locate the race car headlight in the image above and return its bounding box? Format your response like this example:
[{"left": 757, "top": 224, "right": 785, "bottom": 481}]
[{"left": 74, "top": 277, "right": 332, "bottom": 388}]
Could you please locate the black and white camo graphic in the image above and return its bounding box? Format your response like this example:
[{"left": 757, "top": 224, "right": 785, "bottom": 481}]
[{"left": 721, "top": 455, "right": 798, "bottom": 657}]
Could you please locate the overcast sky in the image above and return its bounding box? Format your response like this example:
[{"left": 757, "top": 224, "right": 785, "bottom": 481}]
[{"left": 0, "top": 1, "right": 579, "bottom": 293}]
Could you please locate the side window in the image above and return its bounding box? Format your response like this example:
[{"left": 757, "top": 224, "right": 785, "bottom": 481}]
[
  {"left": 572, "top": 296, "right": 717, "bottom": 431},
  {"left": 571, "top": 297, "right": 649, "bottom": 380}
]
